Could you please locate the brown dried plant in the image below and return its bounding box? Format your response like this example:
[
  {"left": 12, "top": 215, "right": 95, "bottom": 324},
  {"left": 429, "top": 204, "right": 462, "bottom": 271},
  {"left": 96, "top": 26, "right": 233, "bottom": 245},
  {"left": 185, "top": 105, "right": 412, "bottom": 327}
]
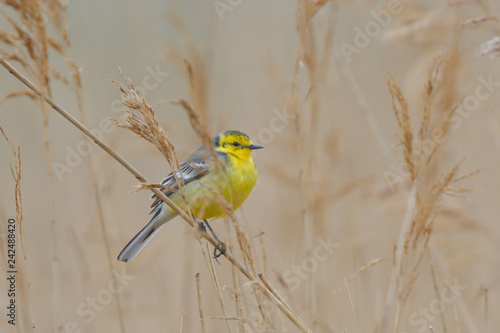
[
  {"left": 113, "top": 72, "right": 182, "bottom": 177},
  {"left": 263, "top": 1, "right": 344, "bottom": 329},
  {"left": 387, "top": 71, "right": 415, "bottom": 182},
  {"left": 477, "top": 36, "right": 500, "bottom": 59},
  {"left": 1, "top": 0, "right": 53, "bottom": 175},
  {"left": 0, "top": 125, "right": 35, "bottom": 330},
  {"left": 1, "top": 2, "right": 128, "bottom": 331},
  {"left": 0, "top": 127, "right": 23, "bottom": 251},
  {"left": 382, "top": 56, "right": 478, "bottom": 332},
  {"left": 167, "top": 10, "right": 210, "bottom": 124}
]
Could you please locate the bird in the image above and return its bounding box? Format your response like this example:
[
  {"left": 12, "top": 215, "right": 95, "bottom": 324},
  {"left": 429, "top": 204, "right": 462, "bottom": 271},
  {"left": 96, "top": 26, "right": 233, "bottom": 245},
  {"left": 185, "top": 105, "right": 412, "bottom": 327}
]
[{"left": 118, "top": 130, "right": 263, "bottom": 262}]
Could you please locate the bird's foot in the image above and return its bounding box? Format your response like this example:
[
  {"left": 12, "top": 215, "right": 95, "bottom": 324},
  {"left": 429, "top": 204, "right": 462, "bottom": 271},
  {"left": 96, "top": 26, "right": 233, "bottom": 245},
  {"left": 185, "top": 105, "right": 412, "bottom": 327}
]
[
  {"left": 200, "top": 219, "right": 226, "bottom": 264},
  {"left": 213, "top": 241, "right": 226, "bottom": 264}
]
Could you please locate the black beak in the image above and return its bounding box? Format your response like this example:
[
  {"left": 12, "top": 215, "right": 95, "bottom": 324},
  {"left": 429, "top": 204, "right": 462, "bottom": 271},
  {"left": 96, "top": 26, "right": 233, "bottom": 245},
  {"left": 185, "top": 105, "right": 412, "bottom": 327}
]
[{"left": 248, "top": 144, "right": 264, "bottom": 150}]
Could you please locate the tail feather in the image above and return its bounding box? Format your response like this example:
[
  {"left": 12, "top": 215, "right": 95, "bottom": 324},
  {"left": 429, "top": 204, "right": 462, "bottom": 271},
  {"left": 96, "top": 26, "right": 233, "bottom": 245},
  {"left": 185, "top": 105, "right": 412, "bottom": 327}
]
[{"left": 118, "top": 207, "right": 174, "bottom": 262}]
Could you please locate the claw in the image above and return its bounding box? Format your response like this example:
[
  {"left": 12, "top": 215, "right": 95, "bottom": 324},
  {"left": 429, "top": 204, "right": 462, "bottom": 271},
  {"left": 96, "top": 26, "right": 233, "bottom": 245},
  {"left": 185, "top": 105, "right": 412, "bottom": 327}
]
[
  {"left": 198, "top": 219, "right": 226, "bottom": 264},
  {"left": 213, "top": 241, "right": 226, "bottom": 264}
]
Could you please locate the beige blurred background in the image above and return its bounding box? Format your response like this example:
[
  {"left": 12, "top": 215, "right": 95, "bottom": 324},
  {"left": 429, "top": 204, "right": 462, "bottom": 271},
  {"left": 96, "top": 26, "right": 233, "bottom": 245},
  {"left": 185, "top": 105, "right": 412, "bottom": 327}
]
[{"left": 1, "top": 0, "right": 500, "bottom": 332}]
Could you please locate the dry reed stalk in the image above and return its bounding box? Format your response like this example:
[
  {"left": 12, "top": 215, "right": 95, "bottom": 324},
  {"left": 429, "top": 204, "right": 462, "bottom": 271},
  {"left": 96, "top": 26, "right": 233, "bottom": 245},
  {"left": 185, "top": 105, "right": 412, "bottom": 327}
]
[
  {"left": 459, "top": 16, "right": 499, "bottom": 28},
  {"left": 223, "top": 206, "right": 271, "bottom": 329},
  {"left": 258, "top": 274, "right": 295, "bottom": 317},
  {"left": 291, "top": 0, "right": 337, "bottom": 325},
  {"left": 162, "top": 14, "right": 237, "bottom": 323},
  {"left": 257, "top": 231, "right": 268, "bottom": 278},
  {"left": 172, "top": 96, "right": 216, "bottom": 163},
  {"left": 206, "top": 316, "right": 252, "bottom": 324},
  {"left": 0, "top": 126, "right": 35, "bottom": 331},
  {"left": 0, "top": 58, "right": 313, "bottom": 333},
  {"left": 0, "top": 2, "right": 72, "bottom": 330},
  {"left": 179, "top": 311, "right": 186, "bottom": 333},
  {"left": 0, "top": 0, "right": 52, "bottom": 178},
  {"left": 383, "top": 4, "right": 446, "bottom": 46},
  {"left": 428, "top": 250, "right": 448, "bottom": 333},
  {"left": 477, "top": 36, "right": 500, "bottom": 59},
  {"left": 381, "top": 57, "right": 478, "bottom": 332},
  {"left": 202, "top": 242, "right": 234, "bottom": 333},
  {"left": 112, "top": 71, "right": 188, "bottom": 212},
  {"left": 452, "top": 296, "right": 461, "bottom": 333},
  {"left": 331, "top": 257, "right": 386, "bottom": 296},
  {"left": 428, "top": 241, "right": 478, "bottom": 333},
  {"left": 0, "top": 128, "right": 23, "bottom": 249},
  {"left": 167, "top": 10, "right": 211, "bottom": 124},
  {"left": 223, "top": 219, "right": 259, "bottom": 330},
  {"left": 344, "top": 276, "right": 358, "bottom": 331},
  {"left": 418, "top": 54, "right": 441, "bottom": 155},
  {"left": 49, "top": 4, "right": 127, "bottom": 329},
  {"left": 262, "top": 1, "right": 355, "bottom": 329},
  {"left": 483, "top": 287, "right": 489, "bottom": 332},
  {"left": 195, "top": 272, "right": 207, "bottom": 333},
  {"left": 174, "top": 63, "right": 272, "bottom": 328},
  {"left": 230, "top": 259, "right": 244, "bottom": 333},
  {"left": 258, "top": 274, "right": 311, "bottom": 332},
  {"left": 113, "top": 72, "right": 182, "bottom": 173},
  {"left": 0, "top": 58, "right": 199, "bottom": 251},
  {"left": 179, "top": 233, "right": 195, "bottom": 332},
  {"left": 386, "top": 71, "right": 415, "bottom": 182},
  {"left": 228, "top": 221, "right": 272, "bottom": 330},
  {"left": 333, "top": 49, "right": 392, "bottom": 158}
]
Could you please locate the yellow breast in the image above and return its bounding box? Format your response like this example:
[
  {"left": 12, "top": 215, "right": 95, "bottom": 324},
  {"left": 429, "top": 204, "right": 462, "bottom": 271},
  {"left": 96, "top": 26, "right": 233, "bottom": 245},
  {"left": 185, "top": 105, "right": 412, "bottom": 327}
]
[
  {"left": 225, "top": 155, "right": 258, "bottom": 211},
  {"left": 173, "top": 153, "right": 258, "bottom": 220}
]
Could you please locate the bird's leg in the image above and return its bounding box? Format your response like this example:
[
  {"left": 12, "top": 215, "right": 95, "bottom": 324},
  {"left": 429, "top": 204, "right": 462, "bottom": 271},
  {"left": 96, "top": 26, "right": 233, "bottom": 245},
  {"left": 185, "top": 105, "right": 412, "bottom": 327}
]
[
  {"left": 203, "top": 219, "right": 226, "bottom": 263},
  {"left": 197, "top": 220, "right": 207, "bottom": 232}
]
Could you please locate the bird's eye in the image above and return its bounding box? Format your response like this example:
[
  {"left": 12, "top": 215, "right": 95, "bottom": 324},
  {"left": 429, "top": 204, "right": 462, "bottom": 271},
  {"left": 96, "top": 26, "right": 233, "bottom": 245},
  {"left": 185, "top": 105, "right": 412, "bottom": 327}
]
[{"left": 232, "top": 141, "right": 240, "bottom": 147}]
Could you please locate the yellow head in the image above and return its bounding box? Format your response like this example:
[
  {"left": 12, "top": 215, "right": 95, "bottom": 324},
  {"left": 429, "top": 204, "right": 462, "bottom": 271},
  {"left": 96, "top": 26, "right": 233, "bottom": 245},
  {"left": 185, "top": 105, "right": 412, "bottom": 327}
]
[{"left": 214, "top": 130, "right": 263, "bottom": 160}]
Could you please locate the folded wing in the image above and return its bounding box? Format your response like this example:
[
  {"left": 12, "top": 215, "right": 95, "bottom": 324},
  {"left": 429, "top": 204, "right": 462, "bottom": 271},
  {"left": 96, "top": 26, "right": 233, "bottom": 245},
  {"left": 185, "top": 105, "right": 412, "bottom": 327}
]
[{"left": 149, "top": 147, "right": 211, "bottom": 219}]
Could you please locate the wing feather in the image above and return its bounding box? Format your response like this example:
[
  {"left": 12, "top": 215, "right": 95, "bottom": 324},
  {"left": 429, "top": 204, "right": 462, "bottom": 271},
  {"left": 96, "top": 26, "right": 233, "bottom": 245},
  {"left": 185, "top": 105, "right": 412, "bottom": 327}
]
[{"left": 149, "top": 147, "right": 211, "bottom": 218}]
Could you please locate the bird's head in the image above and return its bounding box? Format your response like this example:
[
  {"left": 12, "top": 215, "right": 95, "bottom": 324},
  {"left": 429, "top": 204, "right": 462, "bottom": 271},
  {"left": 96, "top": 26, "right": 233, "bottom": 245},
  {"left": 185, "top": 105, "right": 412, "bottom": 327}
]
[{"left": 214, "top": 130, "right": 263, "bottom": 159}]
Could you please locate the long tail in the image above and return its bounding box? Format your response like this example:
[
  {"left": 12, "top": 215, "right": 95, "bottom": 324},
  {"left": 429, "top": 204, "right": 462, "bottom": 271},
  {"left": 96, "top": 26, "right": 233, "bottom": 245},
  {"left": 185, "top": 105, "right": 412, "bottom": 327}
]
[{"left": 118, "top": 207, "right": 175, "bottom": 262}]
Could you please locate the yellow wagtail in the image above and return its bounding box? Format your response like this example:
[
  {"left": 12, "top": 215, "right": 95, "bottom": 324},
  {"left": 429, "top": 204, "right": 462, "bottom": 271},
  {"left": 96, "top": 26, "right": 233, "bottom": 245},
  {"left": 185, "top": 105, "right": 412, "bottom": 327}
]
[{"left": 118, "top": 130, "right": 263, "bottom": 262}]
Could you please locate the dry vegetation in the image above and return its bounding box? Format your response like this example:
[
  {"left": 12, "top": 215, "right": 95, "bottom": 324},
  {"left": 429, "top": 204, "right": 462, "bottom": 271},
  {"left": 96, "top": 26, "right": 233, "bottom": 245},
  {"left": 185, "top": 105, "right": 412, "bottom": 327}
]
[{"left": 0, "top": 0, "right": 499, "bottom": 332}]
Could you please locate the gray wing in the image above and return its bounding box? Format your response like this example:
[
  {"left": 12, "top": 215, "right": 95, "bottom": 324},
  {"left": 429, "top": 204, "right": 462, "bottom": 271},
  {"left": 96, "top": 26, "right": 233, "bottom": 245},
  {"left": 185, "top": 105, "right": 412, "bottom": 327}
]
[{"left": 149, "top": 145, "right": 211, "bottom": 217}]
